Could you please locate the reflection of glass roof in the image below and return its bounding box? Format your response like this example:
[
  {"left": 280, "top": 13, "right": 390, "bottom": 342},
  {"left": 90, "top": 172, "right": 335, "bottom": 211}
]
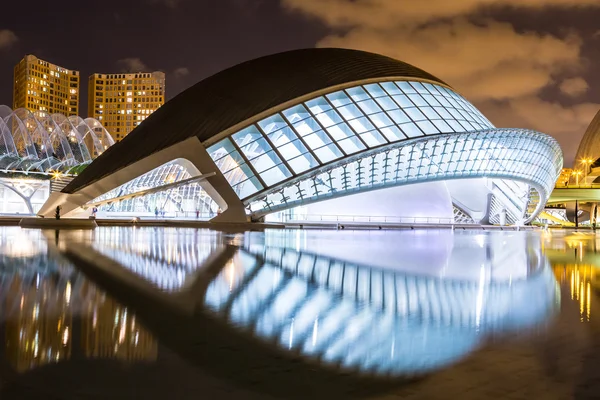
[{"left": 204, "top": 247, "right": 558, "bottom": 376}]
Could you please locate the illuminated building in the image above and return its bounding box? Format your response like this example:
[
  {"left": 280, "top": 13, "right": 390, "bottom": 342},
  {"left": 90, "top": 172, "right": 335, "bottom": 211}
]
[
  {"left": 87, "top": 71, "right": 165, "bottom": 151},
  {"left": 40, "top": 49, "right": 562, "bottom": 225},
  {"left": 13, "top": 55, "right": 79, "bottom": 116}
]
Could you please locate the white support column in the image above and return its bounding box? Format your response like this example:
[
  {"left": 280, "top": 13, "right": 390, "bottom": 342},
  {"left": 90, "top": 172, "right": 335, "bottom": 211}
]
[{"left": 38, "top": 137, "right": 248, "bottom": 222}]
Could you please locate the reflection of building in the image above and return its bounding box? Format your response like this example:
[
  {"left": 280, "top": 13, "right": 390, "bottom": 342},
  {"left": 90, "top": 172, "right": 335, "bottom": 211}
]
[
  {"left": 13, "top": 55, "right": 79, "bottom": 116},
  {"left": 553, "top": 264, "right": 595, "bottom": 323},
  {"left": 0, "top": 228, "right": 157, "bottom": 373},
  {"left": 87, "top": 72, "right": 165, "bottom": 146},
  {"left": 4, "top": 274, "right": 72, "bottom": 373},
  {"left": 82, "top": 282, "right": 157, "bottom": 361},
  {"left": 42, "top": 49, "right": 562, "bottom": 225}
]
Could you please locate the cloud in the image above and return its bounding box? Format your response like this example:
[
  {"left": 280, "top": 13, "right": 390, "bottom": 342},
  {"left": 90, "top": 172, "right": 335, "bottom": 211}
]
[
  {"left": 281, "top": 0, "right": 600, "bottom": 165},
  {"left": 560, "top": 77, "right": 589, "bottom": 97},
  {"left": 173, "top": 67, "right": 190, "bottom": 78},
  {"left": 0, "top": 30, "right": 18, "bottom": 50},
  {"left": 117, "top": 57, "right": 149, "bottom": 72},
  {"left": 480, "top": 97, "right": 600, "bottom": 164}
]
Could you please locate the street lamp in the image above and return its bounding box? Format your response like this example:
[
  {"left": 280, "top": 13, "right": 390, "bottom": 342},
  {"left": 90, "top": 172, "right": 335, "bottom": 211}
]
[
  {"left": 580, "top": 158, "right": 594, "bottom": 184},
  {"left": 573, "top": 170, "right": 583, "bottom": 186}
]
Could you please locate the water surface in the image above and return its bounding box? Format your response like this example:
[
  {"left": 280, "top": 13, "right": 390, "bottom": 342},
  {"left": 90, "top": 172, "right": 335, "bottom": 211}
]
[{"left": 0, "top": 226, "right": 597, "bottom": 399}]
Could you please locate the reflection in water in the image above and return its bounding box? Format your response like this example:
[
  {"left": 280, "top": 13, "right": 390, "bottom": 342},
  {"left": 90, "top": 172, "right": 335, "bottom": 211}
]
[
  {"left": 0, "top": 228, "right": 157, "bottom": 374},
  {"left": 553, "top": 264, "right": 596, "bottom": 323},
  {"left": 72, "top": 227, "right": 559, "bottom": 377},
  {"left": 204, "top": 243, "right": 558, "bottom": 376},
  {"left": 90, "top": 228, "right": 223, "bottom": 291}
]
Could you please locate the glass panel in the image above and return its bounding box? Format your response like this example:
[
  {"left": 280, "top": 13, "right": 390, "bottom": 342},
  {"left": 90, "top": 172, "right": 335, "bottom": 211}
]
[
  {"left": 369, "top": 112, "right": 394, "bottom": 128},
  {"left": 207, "top": 138, "right": 236, "bottom": 162},
  {"left": 348, "top": 117, "right": 375, "bottom": 134},
  {"left": 249, "top": 151, "right": 281, "bottom": 173},
  {"left": 283, "top": 104, "right": 311, "bottom": 123},
  {"left": 313, "top": 144, "right": 343, "bottom": 163},
  {"left": 392, "top": 94, "right": 414, "bottom": 108},
  {"left": 326, "top": 91, "right": 352, "bottom": 107},
  {"left": 315, "top": 109, "right": 343, "bottom": 127},
  {"left": 374, "top": 96, "right": 399, "bottom": 111},
  {"left": 278, "top": 139, "right": 309, "bottom": 160},
  {"left": 345, "top": 87, "right": 370, "bottom": 102},
  {"left": 337, "top": 136, "right": 366, "bottom": 154},
  {"left": 259, "top": 164, "right": 292, "bottom": 186},
  {"left": 416, "top": 120, "right": 440, "bottom": 135},
  {"left": 420, "top": 107, "right": 441, "bottom": 120},
  {"left": 422, "top": 94, "right": 441, "bottom": 106},
  {"left": 303, "top": 130, "right": 333, "bottom": 149},
  {"left": 288, "top": 153, "right": 319, "bottom": 173},
  {"left": 404, "top": 108, "right": 427, "bottom": 121},
  {"left": 436, "top": 96, "right": 452, "bottom": 107},
  {"left": 326, "top": 122, "right": 356, "bottom": 141},
  {"left": 387, "top": 109, "right": 412, "bottom": 124},
  {"left": 306, "top": 97, "right": 332, "bottom": 114},
  {"left": 268, "top": 125, "right": 298, "bottom": 147},
  {"left": 447, "top": 119, "right": 465, "bottom": 132},
  {"left": 233, "top": 178, "right": 263, "bottom": 199},
  {"left": 363, "top": 83, "right": 387, "bottom": 98},
  {"left": 380, "top": 125, "right": 406, "bottom": 141},
  {"left": 399, "top": 122, "right": 424, "bottom": 138},
  {"left": 214, "top": 150, "right": 245, "bottom": 173},
  {"left": 433, "top": 107, "right": 452, "bottom": 119},
  {"left": 356, "top": 99, "right": 382, "bottom": 115},
  {"left": 380, "top": 81, "right": 402, "bottom": 95},
  {"left": 337, "top": 103, "right": 364, "bottom": 121},
  {"left": 407, "top": 94, "right": 428, "bottom": 107},
  {"left": 432, "top": 119, "right": 453, "bottom": 133},
  {"left": 447, "top": 108, "right": 464, "bottom": 120},
  {"left": 258, "top": 114, "right": 288, "bottom": 134},
  {"left": 459, "top": 120, "right": 476, "bottom": 131},
  {"left": 232, "top": 125, "right": 263, "bottom": 147},
  {"left": 240, "top": 137, "right": 273, "bottom": 160},
  {"left": 293, "top": 117, "right": 321, "bottom": 136},
  {"left": 359, "top": 130, "right": 387, "bottom": 147},
  {"left": 396, "top": 81, "right": 416, "bottom": 93},
  {"left": 410, "top": 82, "right": 429, "bottom": 94}
]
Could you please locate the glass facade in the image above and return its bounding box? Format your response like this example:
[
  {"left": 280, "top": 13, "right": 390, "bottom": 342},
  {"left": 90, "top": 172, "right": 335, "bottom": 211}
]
[
  {"left": 92, "top": 159, "right": 218, "bottom": 218},
  {"left": 203, "top": 79, "right": 561, "bottom": 224},
  {"left": 248, "top": 129, "right": 561, "bottom": 223},
  {"left": 206, "top": 80, "right": 494, "bottom": 200}
]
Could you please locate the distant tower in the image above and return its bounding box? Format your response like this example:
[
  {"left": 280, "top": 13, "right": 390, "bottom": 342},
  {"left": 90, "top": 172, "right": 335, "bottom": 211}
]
[
  {"left": 13, "top": 54, "right": 80, "bottom": 116},
  {"left": 87, "top": 71, "right": 165, "bottom": 151}
]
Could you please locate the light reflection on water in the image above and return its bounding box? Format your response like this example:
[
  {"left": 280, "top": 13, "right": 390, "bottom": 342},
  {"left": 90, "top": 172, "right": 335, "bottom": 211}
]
[{"left": 0, "top": 226, "right": 582, "bottom": 383}]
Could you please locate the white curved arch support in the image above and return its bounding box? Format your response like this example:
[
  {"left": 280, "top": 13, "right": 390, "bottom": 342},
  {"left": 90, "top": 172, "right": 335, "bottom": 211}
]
[
  {"left": 11, "top": 108, "right": 56, "bottom": 168},
  {"left": 51, "top": 114, "right": 92, "bottom": 164},
  {"left": 0, "top": 118, "right": 18, "bottom": 158},
  {"left": 36, "top": 112, "right": 77, "bottom": 168}
]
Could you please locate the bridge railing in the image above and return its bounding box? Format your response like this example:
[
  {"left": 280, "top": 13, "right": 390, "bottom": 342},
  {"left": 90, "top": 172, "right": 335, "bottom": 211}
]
[{"left": 272, "top": 213, "right": 457, "bottom": 224}]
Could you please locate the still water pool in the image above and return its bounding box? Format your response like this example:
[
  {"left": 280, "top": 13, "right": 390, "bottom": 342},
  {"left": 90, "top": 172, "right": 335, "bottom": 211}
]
[{"left": 0, "top": 227, "right": 597, "bottom": 399}]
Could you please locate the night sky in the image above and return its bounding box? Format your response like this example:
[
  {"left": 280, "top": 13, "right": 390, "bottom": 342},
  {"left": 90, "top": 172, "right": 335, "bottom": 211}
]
[{"left": 1, "top": 0, "right": 600, "bottom": 166}]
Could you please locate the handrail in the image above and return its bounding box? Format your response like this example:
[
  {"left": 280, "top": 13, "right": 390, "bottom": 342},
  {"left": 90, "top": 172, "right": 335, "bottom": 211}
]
[{"left": 273, "top": 213, "right": 461, "bottom": 224}]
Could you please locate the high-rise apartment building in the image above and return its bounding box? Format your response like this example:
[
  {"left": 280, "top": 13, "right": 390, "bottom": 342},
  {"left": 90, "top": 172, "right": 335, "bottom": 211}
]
[
  {"left": 88, "top": 72, "right": 165, "bottom": 144},
  {"left": 13, "top": 54, "right": 80, "bottom": 115}
]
